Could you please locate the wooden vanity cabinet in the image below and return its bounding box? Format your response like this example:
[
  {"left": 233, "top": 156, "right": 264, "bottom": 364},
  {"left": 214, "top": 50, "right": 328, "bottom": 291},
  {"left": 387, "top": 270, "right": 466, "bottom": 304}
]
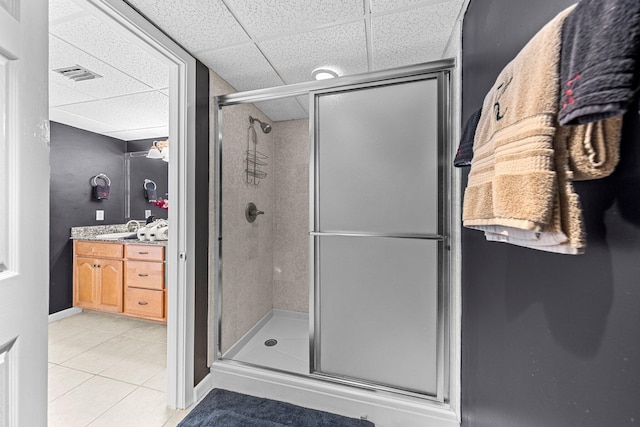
[
  {"left": 73, "top": 240, "right": 166, "bottom": 322},
  {"left": 73, "top": 242, "right": 123, "bottom": 312}
]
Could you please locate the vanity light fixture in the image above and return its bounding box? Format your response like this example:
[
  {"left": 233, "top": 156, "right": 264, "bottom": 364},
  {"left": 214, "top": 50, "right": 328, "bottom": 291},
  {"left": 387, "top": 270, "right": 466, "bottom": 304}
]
[
  {"left": 147, "top": 140, "right": 169, "bottom": 161},
  {"left": 312, "top": 67, "right": 339, "bottom": 80}
]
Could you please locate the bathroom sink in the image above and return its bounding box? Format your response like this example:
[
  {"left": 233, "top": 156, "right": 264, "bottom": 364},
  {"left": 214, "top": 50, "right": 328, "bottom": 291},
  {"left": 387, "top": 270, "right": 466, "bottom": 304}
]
[{"left": 94, "top": 232, "right": 139, "bottom": 240}]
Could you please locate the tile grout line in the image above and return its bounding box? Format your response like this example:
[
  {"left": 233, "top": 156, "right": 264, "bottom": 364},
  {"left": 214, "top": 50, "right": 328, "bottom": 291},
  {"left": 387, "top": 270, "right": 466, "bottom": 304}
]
[
  {"left": 47, "top": 369, "right": 94, "bottom": 405},
  {"left": 84, "top": 385, "right": 141, "bottom": 427}
]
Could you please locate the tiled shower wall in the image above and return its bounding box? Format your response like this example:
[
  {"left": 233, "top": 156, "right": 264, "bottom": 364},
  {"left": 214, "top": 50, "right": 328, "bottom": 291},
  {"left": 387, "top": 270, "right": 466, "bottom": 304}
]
[
  {"left": 272, "top": 119, "right": 310, "bottom": 313},
  {"left": 219, "top": 102, "right": 275, "bottom": 354},
  {"left": 209, "top": 70, "right": 311, "bottom": 356}
]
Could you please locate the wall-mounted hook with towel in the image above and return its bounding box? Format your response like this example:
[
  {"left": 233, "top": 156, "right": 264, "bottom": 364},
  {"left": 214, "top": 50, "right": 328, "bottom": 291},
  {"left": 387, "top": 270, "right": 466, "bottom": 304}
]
[
  {"left": 90, "top": 173, "right": 111, "bottom": 200},
  {"left": 144, "top": 179, "right": 157, "bottom": 201}
]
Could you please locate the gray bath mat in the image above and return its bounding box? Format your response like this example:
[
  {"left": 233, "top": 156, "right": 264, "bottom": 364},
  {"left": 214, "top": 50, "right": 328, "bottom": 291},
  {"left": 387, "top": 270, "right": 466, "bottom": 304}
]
[{"left": 178, "top": 388, "right": 375, "bottom": 427}]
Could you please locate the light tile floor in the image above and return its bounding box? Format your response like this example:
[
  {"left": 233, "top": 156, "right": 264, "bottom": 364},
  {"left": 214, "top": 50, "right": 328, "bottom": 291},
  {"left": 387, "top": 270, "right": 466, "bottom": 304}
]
[{"left": 48, "top": 311, "right": 192, "bottom": 427}]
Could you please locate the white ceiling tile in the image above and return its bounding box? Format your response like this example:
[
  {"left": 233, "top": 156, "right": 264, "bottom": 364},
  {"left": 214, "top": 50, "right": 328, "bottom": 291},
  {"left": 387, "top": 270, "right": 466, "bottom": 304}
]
[
  {"left": 103, "top": 126, "right": 169, "bottom": 142},
  {"left": 259, "top": 21, "right": 368, "bottom": 85},
  {"left": 49, "top": 0, "right": 85, "bottom": 24},
  {"left": 49, "top": 80, "right": 96, "bottom": 107},
  {"left": 56, "top": 91, "right": 169, "bottom": 131},
  {"left": 50, "top": 15, "right": 169, "bottom": 89},
  {"left": 371, "top": 2, "right": 460, "bottom": 70},
  {"left": 125, "top": 0, "right": 250, "bottom": 53},
  {"left": 253, "top": 98, "right": 308, "bottom": 122},
  {"left": 50, "top": 108, "right": 121, "bottom": 136},
  {"left": 198, "top": 44, "right": 284, "bottom": 92},
  {"left": 50, "top": 36, "right": 153, "bottom": 99},
  {"left": 225, "top": 0, "right": 364, "bottom": 40},
  {"left": 370, "top": 0, "right": 455, "bottom": 13}
]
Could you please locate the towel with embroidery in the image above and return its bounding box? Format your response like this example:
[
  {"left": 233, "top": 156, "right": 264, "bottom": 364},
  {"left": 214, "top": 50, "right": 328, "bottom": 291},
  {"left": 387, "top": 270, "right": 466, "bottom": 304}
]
[{"left": 559, "top": 0, "right": 640, "bottom": 125}]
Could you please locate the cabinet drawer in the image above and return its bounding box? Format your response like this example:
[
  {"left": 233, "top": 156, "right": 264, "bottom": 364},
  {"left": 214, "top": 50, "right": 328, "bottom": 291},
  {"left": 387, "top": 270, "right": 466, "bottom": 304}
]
[
  {"left": 75, "top": 241, "right": 123, "bottom": 258},
  {"left": 125, "top": 287, "right": 164, "bottom": 319},
  {"left": 125, "top": 261, "right": 164, "bottom": 290},
  {"left": 125, "top": 244, "right": 164, "bottom": 262}
]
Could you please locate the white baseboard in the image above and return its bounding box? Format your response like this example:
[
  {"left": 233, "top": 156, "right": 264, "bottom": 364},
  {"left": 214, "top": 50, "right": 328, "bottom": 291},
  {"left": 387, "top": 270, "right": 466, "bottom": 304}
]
[
  {"left": 210, "top": 362, "right": 460, "bottom": 427},
  {"left": 48, "top": 307, "right": 82, "bottom": 323},
  {"left": 193, "top": 372, "right": 214, "bottom": 404}
]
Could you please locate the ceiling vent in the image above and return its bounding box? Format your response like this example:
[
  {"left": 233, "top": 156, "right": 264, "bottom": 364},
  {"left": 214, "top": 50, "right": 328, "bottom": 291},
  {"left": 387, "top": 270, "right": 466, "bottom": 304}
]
[{"left": 53, "top": 65, "right": 102, "bottom": 82}]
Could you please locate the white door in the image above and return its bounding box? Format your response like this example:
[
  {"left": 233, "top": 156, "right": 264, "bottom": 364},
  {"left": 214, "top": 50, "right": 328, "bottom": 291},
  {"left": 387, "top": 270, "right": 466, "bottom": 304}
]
[{"left": 0, "top": 0, "right": 50, "bottom": 425}]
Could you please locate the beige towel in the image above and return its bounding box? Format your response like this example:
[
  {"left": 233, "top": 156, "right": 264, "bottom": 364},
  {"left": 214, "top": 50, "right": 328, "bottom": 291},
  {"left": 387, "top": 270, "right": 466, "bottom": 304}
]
[
  {"left": 463, "top": 5, "right": 584, "bottom": 253},
  {"left": 482, "top": 124, "right": 585, "bottom": 253},
  {"left": 567, "top": 117, "right": 622, "bottom": 180},
  {"left": 480, "top": 116, "right": 621, "bottom": 253}
]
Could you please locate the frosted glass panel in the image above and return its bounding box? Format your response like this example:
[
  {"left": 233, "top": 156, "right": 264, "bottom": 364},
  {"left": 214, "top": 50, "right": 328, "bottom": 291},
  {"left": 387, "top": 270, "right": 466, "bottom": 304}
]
[
  {"left": 318, "top": 236, "right": 439, "bottom": 394},
  {"left": 317, "top": 78, "right": 439, "bottom": 234}
]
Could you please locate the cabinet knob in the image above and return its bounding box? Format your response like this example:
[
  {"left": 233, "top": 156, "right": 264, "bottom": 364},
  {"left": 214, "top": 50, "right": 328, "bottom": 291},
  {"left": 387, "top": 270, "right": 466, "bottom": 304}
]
[
  {"left": 138, "top": 301, "right": 149, "bottom": 306},
  {"left": 138, "top": 251, "right": 149, "bottom": 255},
  {"left": 138, "top": 273, "right": 149, "bottom": 277}
]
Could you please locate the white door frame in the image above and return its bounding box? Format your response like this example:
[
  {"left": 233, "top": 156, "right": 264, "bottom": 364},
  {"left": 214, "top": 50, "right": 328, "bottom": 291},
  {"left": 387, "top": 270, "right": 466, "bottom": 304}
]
[{"left": 82, "top": 0, "right": 197, "bottom": 409}]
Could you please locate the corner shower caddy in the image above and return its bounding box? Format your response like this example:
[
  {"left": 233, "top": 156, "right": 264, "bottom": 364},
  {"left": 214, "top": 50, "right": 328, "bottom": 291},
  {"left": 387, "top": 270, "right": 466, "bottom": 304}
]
[{"left": 245, "top": 116, "right": 269, "bottom": 186}]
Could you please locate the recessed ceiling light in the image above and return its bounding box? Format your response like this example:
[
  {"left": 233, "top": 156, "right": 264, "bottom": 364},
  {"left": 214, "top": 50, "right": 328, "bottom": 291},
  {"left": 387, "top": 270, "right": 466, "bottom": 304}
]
[{"left": 312, "top": 67, "right": 339, "bottom": 80}]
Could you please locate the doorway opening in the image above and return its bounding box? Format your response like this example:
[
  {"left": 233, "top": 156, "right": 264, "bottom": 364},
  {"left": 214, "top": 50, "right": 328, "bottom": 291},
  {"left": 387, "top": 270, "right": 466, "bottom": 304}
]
[{"left": 47, "top": 0, "right": 198, "bottom": 419}]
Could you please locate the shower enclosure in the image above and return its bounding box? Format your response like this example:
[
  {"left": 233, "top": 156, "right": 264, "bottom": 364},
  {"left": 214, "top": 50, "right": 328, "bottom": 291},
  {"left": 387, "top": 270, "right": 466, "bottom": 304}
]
[{"left": 214, "top": 60, "right": 453, "bottom": 402}]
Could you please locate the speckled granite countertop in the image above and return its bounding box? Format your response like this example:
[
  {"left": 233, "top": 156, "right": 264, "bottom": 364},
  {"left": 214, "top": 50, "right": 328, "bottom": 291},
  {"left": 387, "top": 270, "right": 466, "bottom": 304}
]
[{"left": 70, "top": 224, "right": 168, "bottom": 246}]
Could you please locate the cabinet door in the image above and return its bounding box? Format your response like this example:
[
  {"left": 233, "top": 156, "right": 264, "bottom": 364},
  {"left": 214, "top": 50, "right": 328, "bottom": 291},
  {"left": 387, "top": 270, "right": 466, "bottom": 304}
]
[
  {"left": 74, "top": 257, "right": 97, "bottom": 309},
  {"left": 97, "top": 259, "right": 123, "bottom": 312}
]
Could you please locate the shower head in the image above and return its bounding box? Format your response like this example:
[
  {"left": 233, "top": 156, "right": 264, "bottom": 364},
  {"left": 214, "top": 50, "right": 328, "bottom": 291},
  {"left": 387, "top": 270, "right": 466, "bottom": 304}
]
[{"left": 249, "top": 116, "right": 272, "bottom": 134}]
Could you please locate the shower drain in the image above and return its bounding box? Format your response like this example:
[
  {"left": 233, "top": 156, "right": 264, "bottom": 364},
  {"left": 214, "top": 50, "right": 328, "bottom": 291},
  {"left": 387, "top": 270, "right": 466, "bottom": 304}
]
[{"left": 264, "top": 339, "right": 278, "bottom": 347}]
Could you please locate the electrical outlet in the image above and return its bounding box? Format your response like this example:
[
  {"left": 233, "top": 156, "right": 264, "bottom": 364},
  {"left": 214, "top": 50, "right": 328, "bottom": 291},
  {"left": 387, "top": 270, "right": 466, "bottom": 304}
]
[
  {"left": 96, "top": 210, "right": 104, "bottom": 221},
  {"left": 145, "top": 210, "right": 152, "bottom": 218}
]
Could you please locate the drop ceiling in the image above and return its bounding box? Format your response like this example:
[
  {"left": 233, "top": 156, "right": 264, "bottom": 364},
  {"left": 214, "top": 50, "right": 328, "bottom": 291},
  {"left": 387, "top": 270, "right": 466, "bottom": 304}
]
[{"left": 49, "top": 0, "right": 466, "bottom": 139}]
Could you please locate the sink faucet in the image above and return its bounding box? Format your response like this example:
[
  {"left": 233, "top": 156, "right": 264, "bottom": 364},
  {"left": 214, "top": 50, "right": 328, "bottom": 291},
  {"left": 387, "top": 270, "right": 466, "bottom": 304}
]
[{"left": 126, "top": 220, "right": 140, "bottom": 232}]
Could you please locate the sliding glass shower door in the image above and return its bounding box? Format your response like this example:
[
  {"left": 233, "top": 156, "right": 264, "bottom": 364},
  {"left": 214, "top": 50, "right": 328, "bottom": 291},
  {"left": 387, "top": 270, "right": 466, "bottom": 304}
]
[{"left": 311, "top": 74, "right": 448, "bottom": 399}]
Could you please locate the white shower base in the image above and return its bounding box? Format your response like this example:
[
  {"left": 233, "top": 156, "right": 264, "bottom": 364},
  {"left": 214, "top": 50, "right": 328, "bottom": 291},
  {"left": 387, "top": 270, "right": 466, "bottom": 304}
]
[
  {"left": 223, "top": 309, "right": 309, "bottom": 375},
  {"left": 212, "top": 309, "right": 459, "bottom": 426}
]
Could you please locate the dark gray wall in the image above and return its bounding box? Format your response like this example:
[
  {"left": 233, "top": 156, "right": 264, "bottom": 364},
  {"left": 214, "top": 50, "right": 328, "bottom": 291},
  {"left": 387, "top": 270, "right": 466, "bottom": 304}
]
[
  {"left": 461, "top": 1, "right": 640, "bottom": 427},
  {"left": 193, "top": 59, "right": 210, "bottom": 386},
  {"left": 49, "top": 122, "right": 126, "bottom": 314}
]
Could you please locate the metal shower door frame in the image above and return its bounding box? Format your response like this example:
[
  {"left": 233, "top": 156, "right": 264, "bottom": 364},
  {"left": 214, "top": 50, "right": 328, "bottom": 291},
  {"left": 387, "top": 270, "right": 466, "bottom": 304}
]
[
  {"left": 309, "top": 70, "right": 452, "bottom": 402},
  {"left": 213, "top": 59, "right": 454, "bottom": 403}
]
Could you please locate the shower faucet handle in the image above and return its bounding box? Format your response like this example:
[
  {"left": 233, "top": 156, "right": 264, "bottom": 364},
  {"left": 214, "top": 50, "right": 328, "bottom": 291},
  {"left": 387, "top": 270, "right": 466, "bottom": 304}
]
[{"left": 245, "top": 202, "right": 264, "bottom": 223}]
